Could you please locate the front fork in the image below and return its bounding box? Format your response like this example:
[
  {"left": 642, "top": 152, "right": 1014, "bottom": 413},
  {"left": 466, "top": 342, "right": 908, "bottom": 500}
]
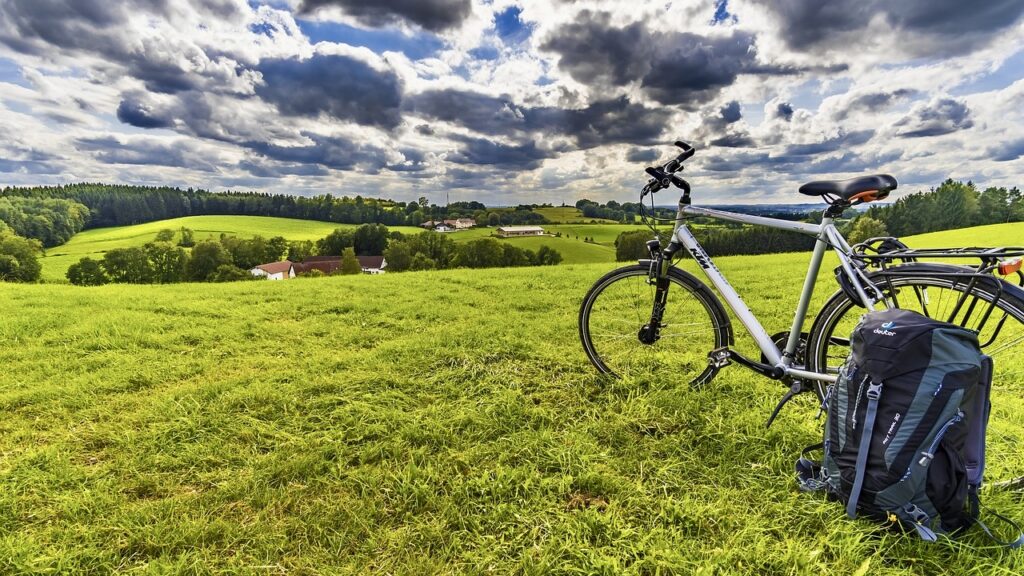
[{"left": 639, "top": 239, "right": 681, "bottom": 344}]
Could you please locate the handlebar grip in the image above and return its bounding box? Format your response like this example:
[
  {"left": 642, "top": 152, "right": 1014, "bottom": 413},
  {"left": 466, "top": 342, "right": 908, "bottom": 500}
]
[
  {"left": 645, "top": 166, "right": 664, "bottom": 179},
  {"left": 674, "top": 141, "right": 695, "bottom": 161}
]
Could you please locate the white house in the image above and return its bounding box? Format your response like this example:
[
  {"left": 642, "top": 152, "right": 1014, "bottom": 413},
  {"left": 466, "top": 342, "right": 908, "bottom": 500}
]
[
  {"left": 496, "top": 226, "right": 545, "bottom": 237},
  {"left": 357, "top": 255, "right": 388, "bottom": 274},
  {"left": 250, "top": 260, "right": 295, "bottom": 280},
  {"left": 454, "top": 218, "right": 476, "bottom": 229}
]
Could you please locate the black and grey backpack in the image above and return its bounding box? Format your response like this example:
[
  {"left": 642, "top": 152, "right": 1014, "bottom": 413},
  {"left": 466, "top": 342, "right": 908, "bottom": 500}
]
[{"left": 797, "top": 308, "right": 1022, "bottom": 546}]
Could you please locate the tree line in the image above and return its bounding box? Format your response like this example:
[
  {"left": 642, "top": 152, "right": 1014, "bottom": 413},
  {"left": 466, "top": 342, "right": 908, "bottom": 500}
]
[
  {"left": 0, "top": 221, "right": 43, "bottom": 282},
  {"left": 0, "top": 184, "right": 550, "bottom": 231},
  {"left": 65, "top": 224, "right": 563, "bottom": 285},
  {"left": 857, "top": 179, "right": 1023, "bottom": 238},
  {"left": 0, "top": 196, "right": 89, "bottom": 247}
]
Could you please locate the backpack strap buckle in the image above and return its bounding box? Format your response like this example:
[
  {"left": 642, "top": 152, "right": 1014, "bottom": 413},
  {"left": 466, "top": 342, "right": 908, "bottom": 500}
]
[{"left": 866, "top": 382, "right": 883, "bottom": 400}]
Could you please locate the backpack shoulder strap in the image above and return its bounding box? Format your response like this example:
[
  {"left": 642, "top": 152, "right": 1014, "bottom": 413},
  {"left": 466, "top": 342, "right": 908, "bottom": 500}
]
[
  {"left": 847, "top": 381, "right": 883, "bottom": 519},
  {"left": 964, "top": 355, "right": 993, "bottom": 487}
]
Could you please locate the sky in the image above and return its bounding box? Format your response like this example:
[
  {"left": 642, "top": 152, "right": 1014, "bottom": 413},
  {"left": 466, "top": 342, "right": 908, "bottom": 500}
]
[{"left": 0, "top": 0, "right": 1023, "bottom": 206}]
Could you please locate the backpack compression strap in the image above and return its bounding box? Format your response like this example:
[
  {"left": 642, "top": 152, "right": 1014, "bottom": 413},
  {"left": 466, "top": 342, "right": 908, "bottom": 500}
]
[
  {"left": 969, "top": 488, "right": 1024, "bottom": 549},
  {"left": 847, "top": 382, "right": 882, "bottom": 519}
]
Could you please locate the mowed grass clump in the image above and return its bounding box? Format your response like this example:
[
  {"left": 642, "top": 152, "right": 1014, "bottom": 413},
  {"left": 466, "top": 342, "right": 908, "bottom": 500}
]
[{"left": 1, "top": 236, "right": 1022, "bottom": 573}]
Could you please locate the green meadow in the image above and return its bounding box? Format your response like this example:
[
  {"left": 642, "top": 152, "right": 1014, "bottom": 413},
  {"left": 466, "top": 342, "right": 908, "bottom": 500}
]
[
  {"left": 532, "top": 206, "right": 618, "bottom": 224},
  {"left": 2, "top": 223, "right": 1022, "bottom": 574},
  {"left": 38, "top": 216, "right": 424, "bottom": 283}
]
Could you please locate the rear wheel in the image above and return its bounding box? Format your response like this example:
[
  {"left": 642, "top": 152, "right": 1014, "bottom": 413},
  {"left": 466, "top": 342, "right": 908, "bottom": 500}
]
[{"left": 578, "top": 264, "right": 731, "bottom": 385}]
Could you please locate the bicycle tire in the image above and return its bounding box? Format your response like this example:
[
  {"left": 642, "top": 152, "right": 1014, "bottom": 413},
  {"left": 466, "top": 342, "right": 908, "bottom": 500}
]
[
  {"left": 578, "top": 263, "right": 732, "bottom": 386},
  {"left": 806, "top": 264, "right": 1024, "bottom": 401}
]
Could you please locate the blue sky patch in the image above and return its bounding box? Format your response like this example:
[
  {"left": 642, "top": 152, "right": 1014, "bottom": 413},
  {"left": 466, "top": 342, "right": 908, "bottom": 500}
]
[{"left": 297, "top": 19, "right": 444, "bottom": 60}]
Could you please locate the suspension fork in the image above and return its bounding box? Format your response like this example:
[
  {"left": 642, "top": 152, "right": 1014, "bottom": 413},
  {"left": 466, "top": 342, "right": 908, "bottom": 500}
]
[{"left": 639, "top": 239, "right": 682, "bottom": 344}]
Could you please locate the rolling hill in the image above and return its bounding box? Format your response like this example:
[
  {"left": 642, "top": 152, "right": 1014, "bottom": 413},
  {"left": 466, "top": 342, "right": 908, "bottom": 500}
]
[{"left": 1, "top": 225, "right": 1022, "bottom": 573}]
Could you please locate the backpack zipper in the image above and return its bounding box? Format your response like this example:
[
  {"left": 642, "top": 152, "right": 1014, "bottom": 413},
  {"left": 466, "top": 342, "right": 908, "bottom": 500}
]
[{"left": 913, "top": 411, "right": 964, "bottom": 469}]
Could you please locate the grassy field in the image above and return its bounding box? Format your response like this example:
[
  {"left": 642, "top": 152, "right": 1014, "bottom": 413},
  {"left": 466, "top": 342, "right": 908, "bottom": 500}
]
[
  {"left": 533, "top": 206, "right": 618, "bottom": 224},
  {"left": 2, "top": 223, "right": 1023, "bottom": 574},
  {"left": 39, "top": 216, "right": 424, "bottom": 283}
]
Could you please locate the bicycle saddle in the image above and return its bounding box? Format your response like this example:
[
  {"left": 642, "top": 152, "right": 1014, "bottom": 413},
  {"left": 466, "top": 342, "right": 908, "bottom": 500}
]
[{"left": 798, "top": 174, "right": 898, "bottom": 203}]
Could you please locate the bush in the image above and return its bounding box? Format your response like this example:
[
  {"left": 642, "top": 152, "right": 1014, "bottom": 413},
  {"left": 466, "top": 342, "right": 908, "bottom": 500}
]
[
  {"left": 187, "top": 241, "right": 232, "bottom": 281},
  {"left": 211, "top": 264, "right": 254, "bottom": 282},
  {"left": 102, "top": 247, "right": 153, "bottom": 283},
  {"left": 339, "top": 247, "right": 362, "bottom": 275},
  {"left": 67, "top": 257, "right": 109, "bottom": 286},
  {"left": 0, "top": 232, "right": 43, "bottom": 282}
]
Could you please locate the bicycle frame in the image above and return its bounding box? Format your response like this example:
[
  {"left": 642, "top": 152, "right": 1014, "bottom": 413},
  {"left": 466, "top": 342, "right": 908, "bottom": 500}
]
[{"left": 665, "top": 202, "right": 884, "bottom": 384}]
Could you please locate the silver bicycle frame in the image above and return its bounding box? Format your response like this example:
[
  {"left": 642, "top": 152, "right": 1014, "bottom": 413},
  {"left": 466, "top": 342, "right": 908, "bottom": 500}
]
[{"left": 671, "top": 204, "right": 883, "bottom": 384}]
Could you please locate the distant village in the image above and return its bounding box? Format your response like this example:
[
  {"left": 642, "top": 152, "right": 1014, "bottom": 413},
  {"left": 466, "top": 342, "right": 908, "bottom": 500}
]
[{"left": 248, "top": 218, "right": 550, "bottom": 280}]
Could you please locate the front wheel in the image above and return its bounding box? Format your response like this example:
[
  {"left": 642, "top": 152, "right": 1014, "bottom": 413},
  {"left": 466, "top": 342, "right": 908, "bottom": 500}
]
[{"left": 578, "top": 264, "right": 732, "bottom": 385}]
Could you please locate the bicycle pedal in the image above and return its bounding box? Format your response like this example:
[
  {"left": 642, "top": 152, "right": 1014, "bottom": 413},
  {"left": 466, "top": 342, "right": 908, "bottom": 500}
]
[{"left": 707, "top": 347, "right": 732, "bottom": 368}]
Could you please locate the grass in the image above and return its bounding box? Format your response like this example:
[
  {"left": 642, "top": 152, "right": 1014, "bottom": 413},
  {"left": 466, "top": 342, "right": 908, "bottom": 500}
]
[
  {"left": 39, "top": 216, "right": 423, "bottom": 283},
  {"left": 532, "top": 207, "right": 618, "bottom": 224},
  {"left": 1, "top": 222, "right": 1023, "bottom": 573}
]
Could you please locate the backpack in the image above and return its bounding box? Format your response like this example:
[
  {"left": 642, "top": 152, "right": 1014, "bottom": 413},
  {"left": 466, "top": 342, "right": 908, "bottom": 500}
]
[{"left": 796, "top": 308, "right": 1023, "bottom": 545}]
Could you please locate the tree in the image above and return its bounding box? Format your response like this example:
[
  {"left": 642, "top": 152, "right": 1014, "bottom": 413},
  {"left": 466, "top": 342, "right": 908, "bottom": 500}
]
[
  {"left": 847, "top": 216, "right": 889, "bottom": 245},
  {"left": 535, "top": 245, "right": 563, "bottom": 265},
  {"left": 316, "top": 228, "right": 353, "bottom": 256},
  {"left": 0, "top": 232, "right": 42, "bottom": 282},
  {"left": 102, "top": 247, "right": 153, "bottom": 283},
  {"left": 187, "top": 240, "right": 232, "bottom": 281},
  {"left": 353, "top": 223, "right": 389, "bottom": 255},
  {"left": 178, "top": 227, "right": 195, "bottom": 247},
  {"left": 616, "top": 230, "right": 651, "bottom": 261},
  {"left": 155, "top": 228, "right": 175, "bottom": 242},
  {"left": 339, "top": 247, "right": 361, "bottom": 275},
  {"left": 145, "top": 242, "right": 188, "bottom": 283},
  {"left": 487, "top": 212, "right": 500, "bottom": 226},
  {"left": 211, "top": 264, "right": 253, "bottom": 282},
  {"left": 409, "top": 253, "right": 436, "bottom": 271},
  {"left": 288, "top": 240, "right": 315, "bottom": 261},
  {"left": 267, "top": 236, "right": 289, "bottom": 262},
  {"left": 67, "top": 257, "right": 109, "bottom": 286},
  {"left": 384, "top": 241, "right": 412, "bottom": 272}
]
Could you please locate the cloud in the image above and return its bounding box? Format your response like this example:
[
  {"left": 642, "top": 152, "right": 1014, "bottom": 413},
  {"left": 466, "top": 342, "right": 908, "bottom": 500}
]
[
  {"left": 297, "top": 0, "right": 473, "bottom": 32},
  {"left": 720, "top": 101, "right": 742, "bottom": 124},
  {"left": 754, "top": 0, "right": 1024, "bottom": 56},
  {"left": 116, "top": 97, "right": 173, "bottom": 129},
  {"left": 244, "top": 132, "right": 389, "bottom": 172},
  {"left": 406, "top": 89, "right": 663, "bottom": 150},
  {"left": 541, "top": 12, "right": 808, "bottom": 106},
  {"left": 626, "top": 147, "right": 659, "bottom": 163},
  {"left": 989, "top": 137, "right": 1024, "bottom": 162},
  {"left": 75, "top": 136, "right": 219, "bottom": 171},
  {"left": 832, "top": 89, "right": 916, "bottom": 119},
  {"left": 256, "top": 53, "right": 403, "bottom": 129},
  {"left": 448, "top": 137, "right": 554, "bottom": 169},
  {"left": 895, "top": 98, "right": 973, "bottom": 138}
]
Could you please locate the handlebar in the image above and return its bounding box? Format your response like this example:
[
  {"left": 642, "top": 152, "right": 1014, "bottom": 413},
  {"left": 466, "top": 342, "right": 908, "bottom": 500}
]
[{"left": 642, "top": 141, "right": 695, "bottom": 197}]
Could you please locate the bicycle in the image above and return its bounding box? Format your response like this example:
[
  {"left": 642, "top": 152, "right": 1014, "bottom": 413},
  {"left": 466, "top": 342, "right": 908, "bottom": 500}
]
[{"left": 578, "top": 141, "right": 1024, "bottom": 429}]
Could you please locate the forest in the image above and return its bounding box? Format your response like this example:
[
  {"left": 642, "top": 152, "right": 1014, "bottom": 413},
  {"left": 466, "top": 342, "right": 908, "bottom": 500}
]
[{"left": 0, "top": 184, "right": 547, "bottom": 230}]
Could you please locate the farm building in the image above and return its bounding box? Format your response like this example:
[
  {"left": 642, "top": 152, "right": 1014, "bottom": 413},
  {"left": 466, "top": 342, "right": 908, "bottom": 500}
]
[
  {"left": 289, "top": 255, "right": 388, "bottom": 275},
  {"left": 420, "top": 218, "right": 475, "bottom": 231},
  {"left": 496, "top": 226, "right": 545, "bottom": 237},
  {"left": 250, "top": 260, "right": 295, "bottom": 280}
]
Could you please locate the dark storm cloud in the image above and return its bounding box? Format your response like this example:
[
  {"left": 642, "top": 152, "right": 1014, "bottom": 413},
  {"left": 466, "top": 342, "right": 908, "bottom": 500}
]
[
  {"left": 720, "top": 101, "right": 742, "bottom": 124},
  {"left": 541, "top": 12, "right": 816, "bottom": 106},
  {"left": 782, "top": 129, "right": 874, "bottom": 155},
  {"left": 541, "top": 12, "right": 651, "bottom": 87},
  {"left": 297, "top": 0, "right": 472, "bottom": 32},
  {"left": 626, "top": 147, "right": 659, "bottom": 163},
  {"left": 835, "top": 89, "right": 916, "bottom": 119},
  {"left": 710, "top": 133, "right": 756, "bottom": 148},
  {"left": 75, "top": 136, "right": 218, "bottom": 171},
  {"left": 990, "top": 138, "right": 1024, "bottom": 162},
  {"left": 754, "top": 0, "right": 1024, "bottom": 55},
  {"left": 448, "top": 137, "right": 554, "bottom": 170},
  {"left": 256, "top": 54, "right": 403, "bottom": 130},
  {"left": 774, "top": 102, "right": 794, "bottom": 121},
  {"left": 0, "top": 158, "right": 60, "bottom": 174},
  {"left": 406, "top": 89, "right": 664, "bottom": 149},
  {"left": 116, "top": 98, "right": 173, "bottom": 129},
  {"left": 244, "top": 133, "right": 388, "bottom": 172},
  {"left": 895, "top": 98, "right": 973, "bottom": 138},
  {"left": 238, "top": 159, "right": 330, "bottom": 178}
]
